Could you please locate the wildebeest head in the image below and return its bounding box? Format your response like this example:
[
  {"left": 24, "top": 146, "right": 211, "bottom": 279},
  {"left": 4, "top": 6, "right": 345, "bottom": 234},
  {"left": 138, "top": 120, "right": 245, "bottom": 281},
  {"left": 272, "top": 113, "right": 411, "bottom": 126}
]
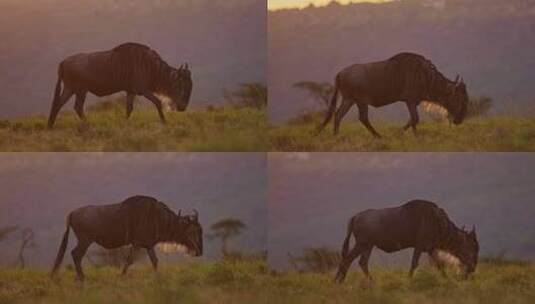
[
  {"left": 168, "top": 63, "right": 193, "bottom": 111},
  {"left": 444, "top": 76, "right": 468, "bottom": 125},
  {"left": 456, "top": 226, "right": 479, "bottom": 275},
  {"left": 174, "top": 209, "right": 203, "bottom": 256}
]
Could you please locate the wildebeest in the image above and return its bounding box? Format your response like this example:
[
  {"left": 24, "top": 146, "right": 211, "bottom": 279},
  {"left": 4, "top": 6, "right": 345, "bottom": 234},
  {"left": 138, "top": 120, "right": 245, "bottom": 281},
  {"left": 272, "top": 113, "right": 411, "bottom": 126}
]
[
  {"left": 50, "top": 195, "right": 202, "bottom": 281},
  {"left": 317, "top": 53, "right": 469, "bottom": 137},
  {"left": 334, "top": 200, "right": 479, "bottom": 283},
  {"left": 47, "top": 42, "right": 193, "bottom": 128}
]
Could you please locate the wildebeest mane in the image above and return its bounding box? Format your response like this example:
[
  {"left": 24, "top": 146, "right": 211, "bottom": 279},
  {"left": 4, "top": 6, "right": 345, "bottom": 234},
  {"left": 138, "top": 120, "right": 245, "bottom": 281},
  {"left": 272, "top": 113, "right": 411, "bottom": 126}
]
[
  {"left": 415, "top": 201, "right": 463, "bottom": 252},
  {"left": 110, "top": 43, "right": 178, "bottom": 94},
  {"left": 386, "top": 52, "right": 452, "bottom": 104},
  {"left": 118, "top": 195, "right": 177, "bottom": 244}
]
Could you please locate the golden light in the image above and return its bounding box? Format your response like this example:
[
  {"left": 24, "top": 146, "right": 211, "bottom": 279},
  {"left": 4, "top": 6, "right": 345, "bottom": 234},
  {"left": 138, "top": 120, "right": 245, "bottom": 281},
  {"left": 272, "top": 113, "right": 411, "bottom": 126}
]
[{"left": 268, "top": 0, "right": 394, "bottom": 10}]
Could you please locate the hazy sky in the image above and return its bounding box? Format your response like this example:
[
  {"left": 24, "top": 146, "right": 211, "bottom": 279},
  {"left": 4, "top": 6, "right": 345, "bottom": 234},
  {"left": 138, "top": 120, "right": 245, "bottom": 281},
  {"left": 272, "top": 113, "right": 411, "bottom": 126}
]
[
  {"left": 268, "top": 0, "right": 393, "bottom": 10},
  {"left": 0, "top": 153, "right": 267, "bottom": 268},
  {"left": 268, "top": 153, "right": 535, "bottom": 269}
]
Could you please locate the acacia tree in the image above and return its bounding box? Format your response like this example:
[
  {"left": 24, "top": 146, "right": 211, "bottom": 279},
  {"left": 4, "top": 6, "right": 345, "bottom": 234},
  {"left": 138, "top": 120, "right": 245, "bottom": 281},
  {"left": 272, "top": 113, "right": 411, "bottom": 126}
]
[{"left": 209, "top": 218, "right": 246, "bottom": 256}]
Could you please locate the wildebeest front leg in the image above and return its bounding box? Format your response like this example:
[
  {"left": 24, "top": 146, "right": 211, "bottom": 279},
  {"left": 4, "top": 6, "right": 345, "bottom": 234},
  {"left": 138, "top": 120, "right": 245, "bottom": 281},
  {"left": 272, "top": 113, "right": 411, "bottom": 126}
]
[
  {"left": 429, "top": 251, "right": 447, "bottom": 277},
  {"left": 48, "top": 86, "right": 74, "bottom": 129},
  {"left": 333, "top": 98, "right": 353, "bottom": 135},
  {"left": 403, "top": 101, "right": 419, "bottom": 133},
  {"left": 125, "top": 93, "right": 135, "bottom": 119},
  {"left": 71, "top": 240, "right": 91, "bottom": 281},
  {"left": 409, "top": 248, "right": 422, "bottom": 277},
  {"left": 334, "top": 244, "right": 366, "bottom": 283},
  {"left": 121, "top": 246, "right": 137, "bottom": 275},
  {"left": 143, "top": 92, "right": 167, "bottom": 124},
  {"left": 146, "top": 247, "right": 159, "bottom": 271},
  {"left": 74, "top": 91, "right": 88, "bottom": 121},
  {"left": 357, "top": 103, "right": 381, "bottom": 138}
]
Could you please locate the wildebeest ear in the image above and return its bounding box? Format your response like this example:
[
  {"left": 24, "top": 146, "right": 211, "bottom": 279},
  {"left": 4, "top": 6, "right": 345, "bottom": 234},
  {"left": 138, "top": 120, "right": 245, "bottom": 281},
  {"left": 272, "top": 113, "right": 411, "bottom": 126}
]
[
  {"left": 178, "top": 64, "right": 184, "bottom": 70},
  {"left": 192, "top": 209, "right": 198, "bottom": 221},
  {"left": 185, "top": 63, "right": 189, "bottom": 70}
]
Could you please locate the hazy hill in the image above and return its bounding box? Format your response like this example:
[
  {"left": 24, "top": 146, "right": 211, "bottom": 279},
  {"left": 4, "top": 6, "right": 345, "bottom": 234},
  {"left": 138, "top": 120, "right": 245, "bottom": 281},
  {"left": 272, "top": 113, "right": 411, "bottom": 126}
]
[
  {"left": 0, "top": 0, "right": 266, "bottom": 118},
  {"left": 269, "top": 0, "right": 535, "bottom": 122}
]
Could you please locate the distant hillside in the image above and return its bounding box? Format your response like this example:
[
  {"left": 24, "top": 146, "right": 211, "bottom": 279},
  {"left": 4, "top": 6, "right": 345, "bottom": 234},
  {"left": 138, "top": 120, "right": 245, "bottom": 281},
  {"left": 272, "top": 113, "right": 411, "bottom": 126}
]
[
  {"left": 269, "top": 0, "right": 535, "bottom": 122},
  {"left": 0, "top": 0, "right": 266, "bottom": 118}
]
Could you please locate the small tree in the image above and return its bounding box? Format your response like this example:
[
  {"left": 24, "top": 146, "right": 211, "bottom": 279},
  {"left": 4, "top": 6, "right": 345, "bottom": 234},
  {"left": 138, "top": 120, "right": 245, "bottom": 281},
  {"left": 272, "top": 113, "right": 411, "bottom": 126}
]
[
  {"left": 224, "top": 83, "right": 267, "bottom": 108},
  {"left": 17, "top": 228, "right": 36, "bottom": 268},
  {"left": 209, "top": 218, "right": 246, "bottom": 257},
  {"left": 288, "top": 247, "right": 341, "bottom": 273},
  {"left": 293, "top": 81, "right": 334, "bottom": 108}
]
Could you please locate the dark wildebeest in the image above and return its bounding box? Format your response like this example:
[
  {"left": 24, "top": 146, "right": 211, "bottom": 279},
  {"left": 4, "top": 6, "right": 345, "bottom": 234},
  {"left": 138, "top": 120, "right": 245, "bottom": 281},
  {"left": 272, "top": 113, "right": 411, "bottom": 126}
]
[
  {"left": 317, "top": 53, "right": 469, "bottom": 137},
  {"left": 47, "top": 42, "right": 193, "bottom": 128},
  {"left": 50, "top": 195, "right": 202, "bottom": 281},
  {"left": 334, "top": 200, "right": 479, "bottom": 284}
]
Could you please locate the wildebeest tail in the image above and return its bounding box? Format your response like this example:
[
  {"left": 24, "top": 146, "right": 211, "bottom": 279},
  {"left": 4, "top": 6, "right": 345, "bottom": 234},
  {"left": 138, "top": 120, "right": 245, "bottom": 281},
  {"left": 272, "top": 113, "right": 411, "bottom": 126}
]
[
  {"left": 47, "top": 64, "right": 64, "bottom": 129},
  {"left": 315, "top": 75, "right": 339, "bottom": 134},
  {"left": 50, "top": 214, "right": 71, "bottom": 277},
  {"left": 341, "top": 217, "right": 354, "bottom": 258}
]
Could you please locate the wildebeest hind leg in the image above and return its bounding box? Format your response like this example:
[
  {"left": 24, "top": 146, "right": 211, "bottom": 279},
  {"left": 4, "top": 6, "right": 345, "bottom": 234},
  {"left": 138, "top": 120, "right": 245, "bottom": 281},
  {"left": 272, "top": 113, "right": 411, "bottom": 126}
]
[
  {"left": 143, "top": 92, "right": 167, "bottom": 124},
  {"left": 357, "top": 103, "right": 381, "bottom": 138},
  {"left": 409, "top": 248, "right": 422, "bottom": 277},
  {"left": 48, "top": 87, "right": 74, "bottom": 128},
  {"left": 146, "top": 247, "right": 159, "bottom": 272},
  {"left": 121, "top": 246, "right": 137, "bottom": 275},
  {"left": 334, "top": 244, "right": 367, "bottom": 283},
  {"left": 74, "top": 91, "right": 87, "bottom": 121},
  {"left": 403, "top": 101, "right": 419, "bottom": 134},
  {"left": 71, "top": 239, "right": 91, "bottom": 281},
  {"left": 358, "top": 246, "right": 373, "bottom": 280},
  {"left": 125, "top": 93, "right": 135, "bottom": 119},
  {"left": 333, "top": 98, "right": 353, "bottom": 135}
]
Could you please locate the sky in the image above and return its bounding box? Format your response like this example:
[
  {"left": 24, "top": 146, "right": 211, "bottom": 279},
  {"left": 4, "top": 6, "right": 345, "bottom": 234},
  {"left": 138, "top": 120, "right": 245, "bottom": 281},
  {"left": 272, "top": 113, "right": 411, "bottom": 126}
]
[
  {"left": 268, "top": 153, "right": 535, "bottom": 270},
  {"left": 0, "top": 153, "right": 267, "bottom": 268},
  {"left": 268, "top": 0, "right": 393, "bottom": 10}
]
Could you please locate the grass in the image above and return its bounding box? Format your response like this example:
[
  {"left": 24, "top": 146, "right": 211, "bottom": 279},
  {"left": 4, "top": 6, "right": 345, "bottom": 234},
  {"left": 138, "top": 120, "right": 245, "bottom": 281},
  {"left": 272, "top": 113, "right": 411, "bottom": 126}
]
[
  {"left": 0, "top": 101, "right": 267, "bottom": 152},
  {"left": 1, "top": 261, "right": 534, "bottom": 304},
  {"left": 269, "top": 115, "right": 535, "bottom": 151},
  {"left": 0, "top": 260, "right": 270, "bottom": 304}
]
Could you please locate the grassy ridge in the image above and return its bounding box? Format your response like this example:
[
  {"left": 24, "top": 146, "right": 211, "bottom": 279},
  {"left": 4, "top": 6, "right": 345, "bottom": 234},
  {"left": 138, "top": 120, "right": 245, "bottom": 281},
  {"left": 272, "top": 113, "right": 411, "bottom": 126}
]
[
  {"left": 0, "top": 103, "right": 267, "bottom": 152},
  {"left": 270, "top": 116, "right": 535, "bottom": 151},
  {"left": 1, "top": 261, "right": 534, "bottom": 304}
]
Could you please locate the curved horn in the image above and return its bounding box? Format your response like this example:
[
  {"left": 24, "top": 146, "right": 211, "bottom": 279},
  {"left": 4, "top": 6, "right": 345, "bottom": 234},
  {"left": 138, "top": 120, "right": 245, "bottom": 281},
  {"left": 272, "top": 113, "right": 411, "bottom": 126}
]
[
  {"left": 185, "top": 63, "right": 189, "bottom": 70},
  {"left": 178, "top": 64, "right": 184, "bottom": 70},
  {"left": 470, "top": 225, "right": 476, "bottom": 234},
  {"left": 454, "top": 74, "right": 460, "bottom": 84},
  {"left": 192, "top": 209, "right": 198, "bottom": 220},
  {"left": 177, "top": 209, "right": 182, "bottom": 217}
]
